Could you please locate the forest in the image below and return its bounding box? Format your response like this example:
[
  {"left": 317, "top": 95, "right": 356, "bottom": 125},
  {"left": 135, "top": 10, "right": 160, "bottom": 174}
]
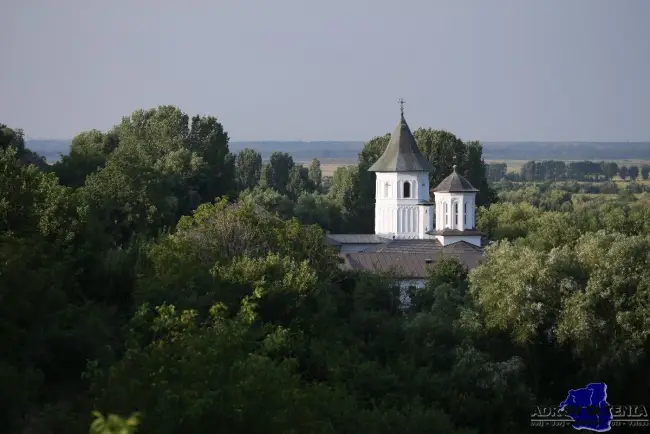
[{"left": 2, "top": 106, "right": 649, "bottom": 433}]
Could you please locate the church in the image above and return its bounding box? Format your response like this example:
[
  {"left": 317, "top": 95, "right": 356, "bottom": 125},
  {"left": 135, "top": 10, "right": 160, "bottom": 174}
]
[{"left": 326, "top": 106, "right": 486, "bottom": 288}]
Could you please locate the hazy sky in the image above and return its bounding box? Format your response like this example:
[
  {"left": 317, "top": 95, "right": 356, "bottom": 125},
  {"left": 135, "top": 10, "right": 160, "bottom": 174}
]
[{"left": 1, "top": 0, "right": 649, "bottom": 142}]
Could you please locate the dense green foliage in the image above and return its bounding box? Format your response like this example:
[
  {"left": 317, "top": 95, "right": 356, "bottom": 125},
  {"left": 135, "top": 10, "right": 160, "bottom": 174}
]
[{"left": 2, "top": 108, "right": 650, "bottom": 433}]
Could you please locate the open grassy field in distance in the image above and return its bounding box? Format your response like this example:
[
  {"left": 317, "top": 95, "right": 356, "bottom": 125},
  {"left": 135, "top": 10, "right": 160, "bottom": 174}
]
[
  {"left": 488, "top": 159, "right": 650, "bottom": 174},
  {"left": 296, "top": 159, "right": 355, "bottom": 177}
]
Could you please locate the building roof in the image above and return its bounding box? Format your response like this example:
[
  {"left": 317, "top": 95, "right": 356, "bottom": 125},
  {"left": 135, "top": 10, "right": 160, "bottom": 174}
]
[
  {"left": 340, "top": 250, "right": 484, "bottom": 279},
  {"left": 325, "top": 234, "right": 389, "bottom": 246},
  {"left": 368, "top": 114, "right": 434, "bottom": 173},
  {"left": 433, "top": 165, "right": 478, "bottom": 193},
  {"left": 329, "top": 237, "right": 485, "bottom": 278},
  {"left": 363, "top": 238, "right": 483, "bottom": 254},
  {"left": 325, "top": 234, "right": 486, "bottom": 251}
]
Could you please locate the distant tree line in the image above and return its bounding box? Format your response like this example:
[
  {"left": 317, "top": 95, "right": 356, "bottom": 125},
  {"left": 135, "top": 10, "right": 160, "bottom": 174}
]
[{"left": 486, "top": 160, "right": 650, "bottom": 183}]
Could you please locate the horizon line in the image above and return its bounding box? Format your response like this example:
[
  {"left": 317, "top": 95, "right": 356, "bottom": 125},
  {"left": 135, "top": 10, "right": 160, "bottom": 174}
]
[{"left": 25, "top": 137, "right": 650, "bottom": 144}]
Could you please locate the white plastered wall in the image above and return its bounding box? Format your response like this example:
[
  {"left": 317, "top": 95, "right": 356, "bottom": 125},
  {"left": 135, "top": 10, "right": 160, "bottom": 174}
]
[
  {"left": 433, "top": 191, "right": 476, "bottom": 231},
  {"left": 433, "top": 191, "right": 481, "bottom": 247},
  {"left": 375, "top": 172, "right": 431, "bottom": 239}
]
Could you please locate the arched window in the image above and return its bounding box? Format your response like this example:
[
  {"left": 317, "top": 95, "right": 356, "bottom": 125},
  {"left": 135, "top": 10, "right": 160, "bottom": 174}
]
[
  {"left": 454, "top": 202, "right": 458, "bottom": 226},
  {"left": 464, "top": 202, "right": 467, "bottom": 225},
  {"left": 444, "top": 202, "right": 448, "bottom": 226},
  {"left": 384, "top": 182, "right": 389, "bottom": 198},
  {"left": 403, "top": 181, "right": 411, "bottom": 198}
]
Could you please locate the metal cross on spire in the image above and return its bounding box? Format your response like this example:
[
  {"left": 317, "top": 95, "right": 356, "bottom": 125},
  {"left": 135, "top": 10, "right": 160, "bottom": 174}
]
[{"left": 398, "top": 98, "right": 405, "bottom": 117}]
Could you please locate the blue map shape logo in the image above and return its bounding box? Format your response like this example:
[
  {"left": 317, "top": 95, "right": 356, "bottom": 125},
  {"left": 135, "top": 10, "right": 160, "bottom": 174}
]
[{"left": 559, "top": 383, "right": 613, "bottom": 432}]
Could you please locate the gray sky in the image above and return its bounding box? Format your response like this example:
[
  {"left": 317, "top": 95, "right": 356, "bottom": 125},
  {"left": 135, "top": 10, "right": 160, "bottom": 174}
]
[{"left": 1, "top": 0, "right": 649, "bottom": 142}]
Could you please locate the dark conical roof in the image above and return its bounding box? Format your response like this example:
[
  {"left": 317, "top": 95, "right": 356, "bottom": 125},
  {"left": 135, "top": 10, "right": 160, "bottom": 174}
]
[
  {"left": 368, "top": 115, "right": 434, "bottom": 172},
  {"left": 433, "top": 165, "right": 478, "bottom": 192}
]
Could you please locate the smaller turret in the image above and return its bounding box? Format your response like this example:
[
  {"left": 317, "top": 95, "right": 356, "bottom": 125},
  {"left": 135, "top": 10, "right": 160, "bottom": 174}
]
[{"left": 431, "top": 165, "right": 483, "bottom": 246}]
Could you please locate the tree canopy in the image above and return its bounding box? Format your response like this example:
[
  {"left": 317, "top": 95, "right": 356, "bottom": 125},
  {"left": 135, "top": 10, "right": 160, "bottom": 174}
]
[{"left": 2, "top": 109, "right": 649, "bottom": 434}]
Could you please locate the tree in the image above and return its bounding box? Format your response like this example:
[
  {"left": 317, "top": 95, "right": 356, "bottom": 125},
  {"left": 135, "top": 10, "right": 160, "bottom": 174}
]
[
  {"left": 0, "top": 123, "right": 47, "bottom": 169},
  {"left": 92, "top": 302, "right": 337, "bottom": 434},
  {"left": 79, "top": 106, "right": 233, "bottom": 245},
  {"left": 601, "top": 161, "right": 619, "bottom": 180},
  {"left": 266, "top": 152, "right": 295, "bottom": 194},
  {"left": 0, "top": 147, "right": 82, "bottom": 242},
  {"left": 356, "top": 134, "right": 391, "bottom": 232},
  {"left": 286, "top": 165, "right": 312, "bottom": 200},
  {"left": 53, "top": 129, "right": 119, "bottom": 187},
  {"left": 308, "top": 158, "right": 323, "bottom": 191},
  {"left": 618, "top": 165, "right": 629, "bottom": 180},
  {"left": 641, "top": 165, "right": 650, "bottom": 180},
  {"left": 0, "top": 123, "right": 26, "bottom": 153},
  {"left": 187, "top": 114, "right": 235, "bottom": 200},
  {"left": 464, "top": 140, "right": 497, "bottom": 205},
  {"left": 486, "top": 163, "right": 507, "bottom": 183},
  {"left": 239, "top": 186, "right": 294, "bottom": 220},
  {"left": 0, "top": 147, "right": 121, "bottom": 433},
  {"left": 328, "top": 165, "right": 365, "bottom": 232},
  {"left": 470, "top": 232, "right": 650, "bottom": 404},
  {"left": 520, "top": 161, "right": 536, "bottom": 182},
  {"left": 628, "top": 165, "right": 639, "bottom": 181},
  {"left": 294, "top": 192, "right": 343, "bottom": 232},
  {"left": 235, "top": 148, "right": 262, "bottom": 191}
]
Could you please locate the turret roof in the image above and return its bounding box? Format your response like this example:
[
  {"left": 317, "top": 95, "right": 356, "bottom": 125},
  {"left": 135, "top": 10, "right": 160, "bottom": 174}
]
[
  {"left": 433, "top": 165, "right": 478, "bottom": 192},
  {"left": 368, "top": 113, "right": 434, "bottom": 173}
]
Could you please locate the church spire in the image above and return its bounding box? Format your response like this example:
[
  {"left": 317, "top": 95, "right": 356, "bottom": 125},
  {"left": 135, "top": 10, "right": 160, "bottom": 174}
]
[{"left": 368, "top": 100, "right": 434, "bottom": 173}]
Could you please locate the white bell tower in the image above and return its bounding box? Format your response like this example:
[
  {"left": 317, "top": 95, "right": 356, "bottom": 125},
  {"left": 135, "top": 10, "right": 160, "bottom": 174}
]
[
  {"left": 369, "top": 101, "right": 435, "bottom": 240},
  {"left": 432, "top": 165, "right": 483, "bottom": 247}
]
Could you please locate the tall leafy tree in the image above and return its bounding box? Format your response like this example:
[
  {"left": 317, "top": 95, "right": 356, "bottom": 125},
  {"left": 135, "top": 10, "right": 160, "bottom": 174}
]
[
  {"left": 308, "top": 158, "right": 323, "bottom": 191},
  {"left": 235, "top": 148, "right": 263, "bottom": 191},
  {"left": 266, "top": 151, "right": 294, "bottom": 194},
  {"left": 601, "top": 161, "right": 619, "bottom": 180},
  {"left": 80, "top": 106, "right": 233, "bottom": 245},
  {"left": 53, "top": 129, "right": 119, "bottom": 187},
  {"left": 328, "top": 165, "right": 365, "bottom": 232},
  {"left": 639, "top": 164, "right": 650, "bottom": 180},
  {"left": 188, "top": 114, "right": 234, "bottom": 200},
  {"left": 619, "top": 165, "right": 629, "bottom": 180},
  {"left": 0, "top": 123, "right": 47, "bottom": 169},
  {"left": 286, "top": 165, "right": 312, "bottom": 200}
]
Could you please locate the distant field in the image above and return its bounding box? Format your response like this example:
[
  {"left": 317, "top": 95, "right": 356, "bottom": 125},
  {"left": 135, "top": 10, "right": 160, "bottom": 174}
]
[
  {"left": 296, "top": 159, "right": 354, "bottom": 177},
  {"left": 486, "top": 159, "right": 650, "bottom": 174},
  {"left": 300, "top": 158, "right": 650, "bottom": 178}
]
